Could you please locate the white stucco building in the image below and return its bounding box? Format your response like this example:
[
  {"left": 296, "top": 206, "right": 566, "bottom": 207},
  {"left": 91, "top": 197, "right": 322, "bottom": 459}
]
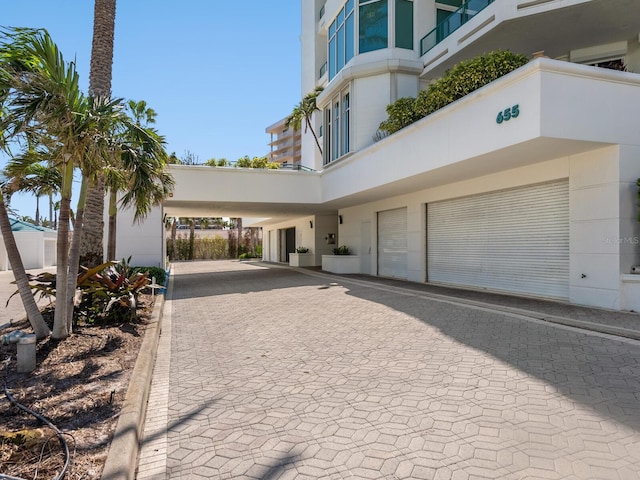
[
  {"left": 136, "top": 0, "right": 640, "bottom": 311},
  {"left": 0, "top": 218, "right": 57, "bottom": 271}
]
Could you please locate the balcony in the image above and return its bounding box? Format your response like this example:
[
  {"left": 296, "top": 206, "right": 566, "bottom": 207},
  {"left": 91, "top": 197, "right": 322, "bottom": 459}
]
[
  {"left": 419, "top": 0, "right": 640, "bottom": 81},
  {"left": 420, "top": 0, "right": 494, "bottom": 56}
]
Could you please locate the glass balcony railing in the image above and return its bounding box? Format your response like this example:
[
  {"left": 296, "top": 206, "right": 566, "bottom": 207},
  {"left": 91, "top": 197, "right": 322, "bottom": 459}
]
[
  {"left": 420, "top": 0, "right": 494, "bottom": 56},
  {"left": 319, "top": 62, "right": 328, "bottom": 79}
]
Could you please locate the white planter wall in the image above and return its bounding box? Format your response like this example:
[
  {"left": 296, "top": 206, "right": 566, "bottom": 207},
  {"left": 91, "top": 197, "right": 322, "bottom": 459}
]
[{"left": 322, "top": 255, "right": 361, "bottom": 274}]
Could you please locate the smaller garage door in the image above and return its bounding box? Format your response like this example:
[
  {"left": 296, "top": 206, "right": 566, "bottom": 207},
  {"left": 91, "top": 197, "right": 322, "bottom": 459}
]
[
  {"left": 378, "top": 207, "right": 408, "bottom": 279},
  {"left": 427, "top": 180, "right": 569, "bottom": 299}
]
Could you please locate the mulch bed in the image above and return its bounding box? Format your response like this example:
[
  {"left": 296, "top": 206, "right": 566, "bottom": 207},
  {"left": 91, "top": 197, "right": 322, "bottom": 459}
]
[{"left": 0, "top": 294, "right": 154, "bottom": 479}]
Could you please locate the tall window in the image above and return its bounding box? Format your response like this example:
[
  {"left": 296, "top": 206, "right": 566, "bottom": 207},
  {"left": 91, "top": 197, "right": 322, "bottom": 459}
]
[
  {"left": 328, "top": 0, "right": 355, "bottom": 80},
  {"left": 359, "top": 0, "right": 388, "bottom": 54},
  {"left": 341, "top": 92, "right": 350, "bottom": 156},
  {"left": 395, "top": 0, "right": 413, "bottom": 50},
  {"left": 324, "top": 89, "right": 351, "bottom": 164}
]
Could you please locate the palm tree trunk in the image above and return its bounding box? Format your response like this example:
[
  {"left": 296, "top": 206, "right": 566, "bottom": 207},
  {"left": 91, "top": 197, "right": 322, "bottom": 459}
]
[
  {"left": 79, "top": 179, "right": 105, "bottom": 269},
  {"left": 53, "top": 160, "right": 74, "bottom": 340},
  {"left": 170, "top": 218, "right": 177, "bottom": 260},
  {"left": 188, "top": 220, "right": 195, "bottom": 260},
  {"left": 65, "top": 177, "right": 88, "bottom": 332},
  {"left": 80, "top": 0, "right": 117, "bottom": 269},
  {"left": 49, "top": 193, "right": 53, "bottom": 227},
  {"left": 306, "top": 117, "right": 323, "bottom": 154},
  {"left": 0, "top": 192, "right": 50, "bottom": 340},
  {"left": 236, "top": 217, "right": 243, "bottom": 258},
  {"left": 107, "top": 188, "right": 117, "bottom": 260},
  {"left": 34, "top": 195, "right": 40, "bottom": 226}
]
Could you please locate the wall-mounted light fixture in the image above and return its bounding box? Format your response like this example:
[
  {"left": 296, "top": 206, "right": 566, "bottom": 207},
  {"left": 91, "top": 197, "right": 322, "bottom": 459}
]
[
  {"left": 309, "top": 220, "right": 313, "bottom": 228},
  {"left": 338, "top": 215, "right": 343, "bottom": 224}
]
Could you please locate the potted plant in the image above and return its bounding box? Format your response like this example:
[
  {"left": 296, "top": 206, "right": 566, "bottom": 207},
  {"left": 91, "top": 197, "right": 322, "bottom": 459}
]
[
  {"left": 289, "top": 246, "right": 315, "bottom": 267},
  {"left": 322, "top": 245, "right": 360, "bottom": 274}
]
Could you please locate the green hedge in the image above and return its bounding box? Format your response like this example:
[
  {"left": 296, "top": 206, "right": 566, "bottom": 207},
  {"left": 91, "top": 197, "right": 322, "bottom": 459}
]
[{"left": 378, "top": 50, "right": 529, "bottom": 136}]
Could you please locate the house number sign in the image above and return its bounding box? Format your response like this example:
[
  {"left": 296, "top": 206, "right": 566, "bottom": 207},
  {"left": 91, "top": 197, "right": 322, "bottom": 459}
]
[{"left": 496, "top": 104, "right": 520, "bottom": 124}]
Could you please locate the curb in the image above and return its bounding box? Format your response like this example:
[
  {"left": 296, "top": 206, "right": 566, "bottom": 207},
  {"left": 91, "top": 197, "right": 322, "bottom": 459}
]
[{"left": 101, "top": 289, "right": 166, "bottom": 480}]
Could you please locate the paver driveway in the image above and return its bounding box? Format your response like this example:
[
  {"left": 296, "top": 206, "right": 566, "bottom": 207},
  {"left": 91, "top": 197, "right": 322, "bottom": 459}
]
[{"left": 138, "top": 261, "right": 640, "bottom": 479}]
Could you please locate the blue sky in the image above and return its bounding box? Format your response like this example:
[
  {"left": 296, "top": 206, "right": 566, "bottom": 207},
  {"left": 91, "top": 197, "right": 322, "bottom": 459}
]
[{"left": 2, "top": 0, "right": 302, "bottom": 219}]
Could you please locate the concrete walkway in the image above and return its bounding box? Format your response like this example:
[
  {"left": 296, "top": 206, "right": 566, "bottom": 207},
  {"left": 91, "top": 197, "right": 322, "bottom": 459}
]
[{"left": 137, "top": 261, "right": 640, "bottom": 479}]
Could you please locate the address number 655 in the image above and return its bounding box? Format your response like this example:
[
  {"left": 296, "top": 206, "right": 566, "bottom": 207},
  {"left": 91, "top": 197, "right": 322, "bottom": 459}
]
[{"left": 496, "top": 105, "right": 520, "bottom": 124}]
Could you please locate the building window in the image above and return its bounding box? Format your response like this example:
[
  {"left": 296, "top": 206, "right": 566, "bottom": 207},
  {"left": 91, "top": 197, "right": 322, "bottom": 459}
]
[
  {"left": 328, "top": 0, "right": 355, "bottom": 81},
  {"left": 395, "top": 0, "right": 413, "bottom": 50},
  {"left": 435, "top": 0, "right": 465, "bottom": 42},
  {"left": 324, "top": 109, "right": 332, "bottom": 165},
  {"left": 359, "top": 0, "right": 388, "bottom": 54},
  {"left": 324, "top": 89, "right": 351, "bottom": 164},
  {"left": 342, "top": 92, "right": 350, "bottom": 156}
]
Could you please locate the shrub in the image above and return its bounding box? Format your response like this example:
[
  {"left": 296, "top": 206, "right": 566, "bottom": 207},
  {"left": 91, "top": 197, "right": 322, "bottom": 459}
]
[
  {"left": 296, "top": 246, "right": 309, "bottom": 253},
  {"left": 378, "top": 50, "right": 529, "bottom": 136},
  {"left": 76, "top": 258, "right": 150, "bottom": 324},
  {"left": 332, "top": 245, "right": 351, "bottom": 255},
  {"left": 133, "top": 266, "right": 166, "bottom": 285}
]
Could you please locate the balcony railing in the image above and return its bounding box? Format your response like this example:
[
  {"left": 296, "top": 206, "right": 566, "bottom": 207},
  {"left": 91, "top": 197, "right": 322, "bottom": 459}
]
[
  {"left": 420, "top": 0, "right": 494, "bottom": 56},
  {"left": 319, "top": 61, "right": 328, "bottom": 79}
]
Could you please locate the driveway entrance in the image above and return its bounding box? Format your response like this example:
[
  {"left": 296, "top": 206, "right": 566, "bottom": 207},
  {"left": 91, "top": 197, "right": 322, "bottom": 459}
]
[{"left": 137, "top": 260, "right": 640, "bottom": 479}]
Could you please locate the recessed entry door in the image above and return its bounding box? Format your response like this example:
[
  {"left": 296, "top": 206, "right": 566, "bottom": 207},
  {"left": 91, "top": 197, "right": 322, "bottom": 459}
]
[{"left": 378, "top": 207, "right": 408, "bottom": 280}]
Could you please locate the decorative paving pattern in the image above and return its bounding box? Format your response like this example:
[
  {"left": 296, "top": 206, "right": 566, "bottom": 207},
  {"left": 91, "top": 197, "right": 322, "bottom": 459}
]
[{"left": 138, "top": 261, "right": 640, "bottom": 479}]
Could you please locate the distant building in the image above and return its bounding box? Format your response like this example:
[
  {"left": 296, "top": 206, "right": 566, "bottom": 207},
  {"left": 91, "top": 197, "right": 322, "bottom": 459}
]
[
  {"left": 265, "top": 117, "right": 301, "bottom": 166},
  {"left": 0, "top": 218, "right": 56, "bottom": 270}
]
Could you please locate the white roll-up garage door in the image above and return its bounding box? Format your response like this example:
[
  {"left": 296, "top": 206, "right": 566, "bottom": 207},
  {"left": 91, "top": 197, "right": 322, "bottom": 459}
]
[
  {"left": 378, "top": 207, "right": 408, "bottom": 279},
  {"left": 427, "top": 180, "right": 569, "bottom": 299}
]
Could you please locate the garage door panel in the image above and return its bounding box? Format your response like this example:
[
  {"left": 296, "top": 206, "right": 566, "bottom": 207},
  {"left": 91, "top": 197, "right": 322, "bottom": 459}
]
[{"left": 427, "top": 180, "right": 569, "bottom": 299}]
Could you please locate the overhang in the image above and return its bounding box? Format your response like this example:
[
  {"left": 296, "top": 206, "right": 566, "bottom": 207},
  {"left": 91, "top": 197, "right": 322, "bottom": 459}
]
[{"left": 163, "top": 59, "right": 640, "bottom": 221}]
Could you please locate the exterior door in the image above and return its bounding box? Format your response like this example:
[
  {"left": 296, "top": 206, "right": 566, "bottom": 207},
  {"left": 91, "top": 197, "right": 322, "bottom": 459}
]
[
  {"left": 378, "top": 207, "right": 408, "bottom": 279},
  {"left": 280, "top": 227, "right": 296, "bottom": 263}
]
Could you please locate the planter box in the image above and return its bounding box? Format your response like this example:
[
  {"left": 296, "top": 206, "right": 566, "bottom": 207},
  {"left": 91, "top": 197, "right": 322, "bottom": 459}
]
[
  {"left": 321, "top": 255, "right": 361, "bottom": 274},
  {"left": 289, "top": 253, "right": 316, "bottom": 267}
]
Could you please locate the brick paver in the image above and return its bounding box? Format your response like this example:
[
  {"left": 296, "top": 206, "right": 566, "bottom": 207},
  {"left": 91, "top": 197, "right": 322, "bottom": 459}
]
[{"left": 137, "top": 261, "right": 640, "bottom": 479}]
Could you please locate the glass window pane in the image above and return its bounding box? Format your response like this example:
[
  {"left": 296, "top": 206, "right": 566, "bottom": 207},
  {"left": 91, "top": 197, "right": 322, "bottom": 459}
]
[
  {"left": 329, "top": 20, "right": 336, "bottom": 37},
  {"left": 359, "top": 0, "right": 388, "bottom": 54},
  {"left": 337, "top": 25, "right": 345, "bottom": 71},
  {"left": 338, "top": 7, "right": 345, "bottom": 26},
  {"left": 395, "top": 0, "right": 413, "bottom": 50},
  {"left": 346, "top": 0, "right": 354, "bottom": 14},
  {"left": 329, "top": 37, "right": 336, "bottom": 79},
  {"left": 345, "top": 14, "right": 355, "bottom": 63},
  {"left": 342, "top": 93, "right": 350, "bottom": 155}
]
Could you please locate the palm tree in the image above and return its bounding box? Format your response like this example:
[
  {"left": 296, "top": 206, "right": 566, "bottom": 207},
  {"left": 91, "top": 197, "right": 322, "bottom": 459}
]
[
  {"left": 286, "top": 86, "right": 324, "bottom": 155},
  {"left": 80, "top": 0, "right": 117, "bottom": 269},
  {"left": 127, "top": 99, "right": 156, "bottom": 126},
  {"left": 0, "top": 27, "right": 140, "bottom": 339},
  {"left": 3, "top": 151, "right": 62, "bottom": 226},
  {"left": 105, "top": 122, "right": 174, "bottom": 260},
  {"left": 0, "top": 185, "right": 51, "bottom": 339}
]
